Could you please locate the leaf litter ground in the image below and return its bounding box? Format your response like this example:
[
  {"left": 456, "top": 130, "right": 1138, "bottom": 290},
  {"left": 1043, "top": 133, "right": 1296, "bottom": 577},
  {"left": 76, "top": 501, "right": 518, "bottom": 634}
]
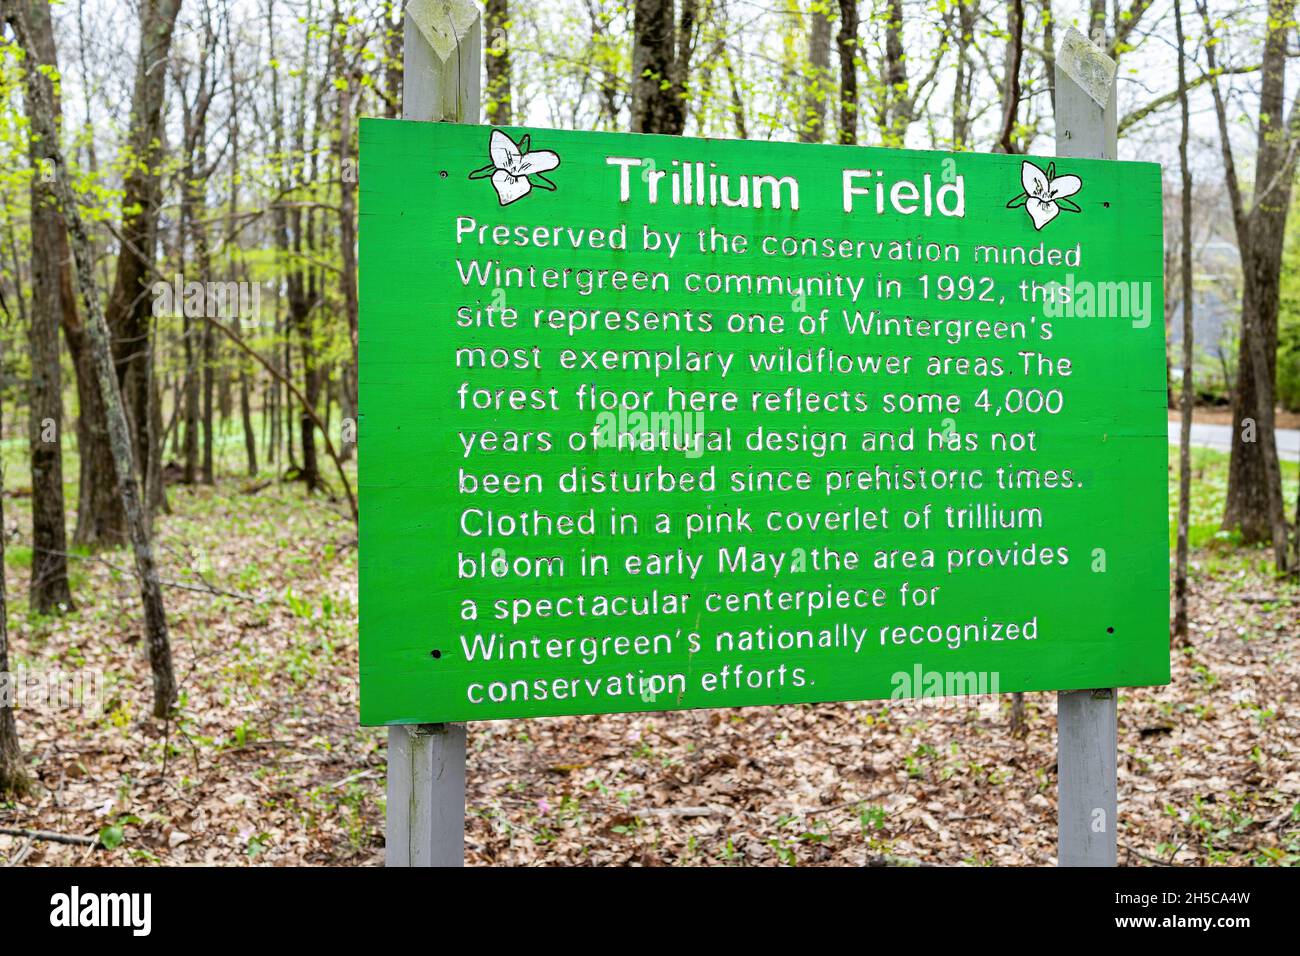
[{"left": 0, "top": 448, "right": 1295, "bottom": 865}]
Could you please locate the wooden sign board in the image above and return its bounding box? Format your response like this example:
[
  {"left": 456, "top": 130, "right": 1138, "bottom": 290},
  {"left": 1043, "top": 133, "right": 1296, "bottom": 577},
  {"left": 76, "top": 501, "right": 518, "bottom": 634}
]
[{"left": 358, "top": 120, "right": 1169, "bottom": 725}]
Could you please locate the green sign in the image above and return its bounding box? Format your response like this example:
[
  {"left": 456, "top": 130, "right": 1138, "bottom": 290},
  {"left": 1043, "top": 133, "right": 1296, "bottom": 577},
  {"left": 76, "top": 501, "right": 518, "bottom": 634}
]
[{"left": 358, "top": 119, "right": 1169, "bottom": 726}]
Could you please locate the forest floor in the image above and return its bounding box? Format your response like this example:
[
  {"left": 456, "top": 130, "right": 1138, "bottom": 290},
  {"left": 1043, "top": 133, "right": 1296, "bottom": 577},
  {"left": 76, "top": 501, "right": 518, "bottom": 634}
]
[{"left": 0, "top": 445, "right": 1296, "bottom": 866}]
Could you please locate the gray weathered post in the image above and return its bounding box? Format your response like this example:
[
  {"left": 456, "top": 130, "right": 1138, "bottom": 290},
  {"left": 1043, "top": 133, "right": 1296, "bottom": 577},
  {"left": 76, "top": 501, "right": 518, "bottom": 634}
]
[
  {"left": 401, "top": 1, "right": 482, "bottom": 124},
  {"left": 386, "top": 0, "right": 480, "bottom": 868},
  {"left": 1054, "top": 27, "right": 1118, "bottom": 868}
]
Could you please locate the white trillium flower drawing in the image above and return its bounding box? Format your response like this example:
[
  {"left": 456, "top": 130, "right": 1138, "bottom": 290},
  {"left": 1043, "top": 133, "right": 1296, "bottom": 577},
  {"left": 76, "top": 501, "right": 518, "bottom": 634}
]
[
  {"left": 1006, "top": 160, "right": 1083, "bottom": 230},
  {"left": 468, "top": 129, "right": 560, "bottom": 205}
]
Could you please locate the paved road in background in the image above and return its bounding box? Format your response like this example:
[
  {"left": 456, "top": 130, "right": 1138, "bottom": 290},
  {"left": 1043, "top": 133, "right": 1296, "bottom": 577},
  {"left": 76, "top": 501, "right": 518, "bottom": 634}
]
[{"left": 1168, "top": 421, "right": 1300, "bottom": 462}]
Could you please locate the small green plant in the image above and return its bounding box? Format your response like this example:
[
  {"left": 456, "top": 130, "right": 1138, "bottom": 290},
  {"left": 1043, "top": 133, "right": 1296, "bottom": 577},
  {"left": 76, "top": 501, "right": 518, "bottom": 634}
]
[
  {"left": 858, "top": 803, "right": 888, "bottom": 834},
  {"left": 246, "top": 832, "right": 273, "bottom": 859},
  {"left": 98, "top": 813, "right": 142, "bottom": 851}
]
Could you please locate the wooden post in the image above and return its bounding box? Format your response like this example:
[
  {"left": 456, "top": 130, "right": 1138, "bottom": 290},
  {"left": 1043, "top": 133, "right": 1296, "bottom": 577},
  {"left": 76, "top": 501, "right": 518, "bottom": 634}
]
[
  {"left": 1055, "top": 27, "right": 1118, "bottom": 868},
  {"left": 385, "top": 0, "right": 480, "bottom": 868},
  {"left": 386, "top": 722, "right": 467, "bottom": 866},
  {"left": 401, "top": 1, "right": 481, "bottom": 124}
]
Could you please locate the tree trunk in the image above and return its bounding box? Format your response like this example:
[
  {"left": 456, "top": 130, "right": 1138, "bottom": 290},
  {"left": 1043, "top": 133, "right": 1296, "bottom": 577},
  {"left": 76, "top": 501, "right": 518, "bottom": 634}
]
[
  {"left": 224, "top": 13, "right": 257, "bottom": 481},
  {"left": 799, "top": 3, "right": 831, "bottom": 143},
  {"left": 631, "top": 0, "right": 685, "bottom": 134},
  {"left": 0, "top": 517, "right": 27, "bottom": 793},
  {"left": 323, "top": 366, "right": 333, "bottom": 446},
  {"left": 103, "top": 0, "right": 183, "bottom": 520},
  {"left": 997, "top": 0, "right": 1024, "bottom": 154},
  {"left": 17, "top": 0, "right": 74, "bottom": 614},
  {"left": 1010, "top": 691, "right": 1026, "bottom": 738},
  {"left": 178, "top": 16, "right": 217, "bottom": 488},
  {"left": 265, "top": 294, "right": 277, "bottom": 468},
  {"left": 724, "top": 54, "right": 748, "bottom": 139},
  {"left": 836, "top": 0, "right": 858, "bottom": 145},
  {"left": 295, "top": 328, "right": 321, "bottom": 491},
  {"left": 284, "top": 336, "right": 296, "bottom": 468},
  {"left": 485, "top": 0, "right": 512, "bottom": 124},
  {"left": 201, "top": 320, "right": 215, "bottom": 483},
  {"left": 1173, "top": 0, "right": 1194, "bottom": 640},
  {"left": 1088, "top": 0, "right": 1107, "bottom": 45},
  {"left": 334, "top": 23, "right": 360, "bottom": 455},
  {"left": 1042, "top": 0, "right": 1055, "bottom": 114},
  {"left": 145, "top": 329, "right": 168, "bottom": 518},
  {"left": 381, "top": 0, "right": 402, "bottom": 118},
  {"left": 0, "top": 332, "right": 30, "bottom": 795},
  {"left": 47, "top": 1, "right": 127, "bottom": 549},
  {"left": 12, "top": 0, "right": 177, "bottom": 719},
  {"left": 1204, "top": 0, "right": 1296, "bottom": 557},
  {"left": 878, "top": 0, "right": 906, "bottom": 143},
  {"left": 240, "top": 362, "right": 257, "bottom": 477},
  {"left": 1226, "top": 260, "right": 1287, "bottom": 552},
  {"left": 184, "top": 313, "right": 199, "bottom": 482},
  {"left": 950, "top": 0, "right": 977, "bottom": 148},
  {"left": 166, "top": 372, "right": 183, "bottom": 457},
  {"left": 66, "top": 309, "right": 127, "bottom": 547}
]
